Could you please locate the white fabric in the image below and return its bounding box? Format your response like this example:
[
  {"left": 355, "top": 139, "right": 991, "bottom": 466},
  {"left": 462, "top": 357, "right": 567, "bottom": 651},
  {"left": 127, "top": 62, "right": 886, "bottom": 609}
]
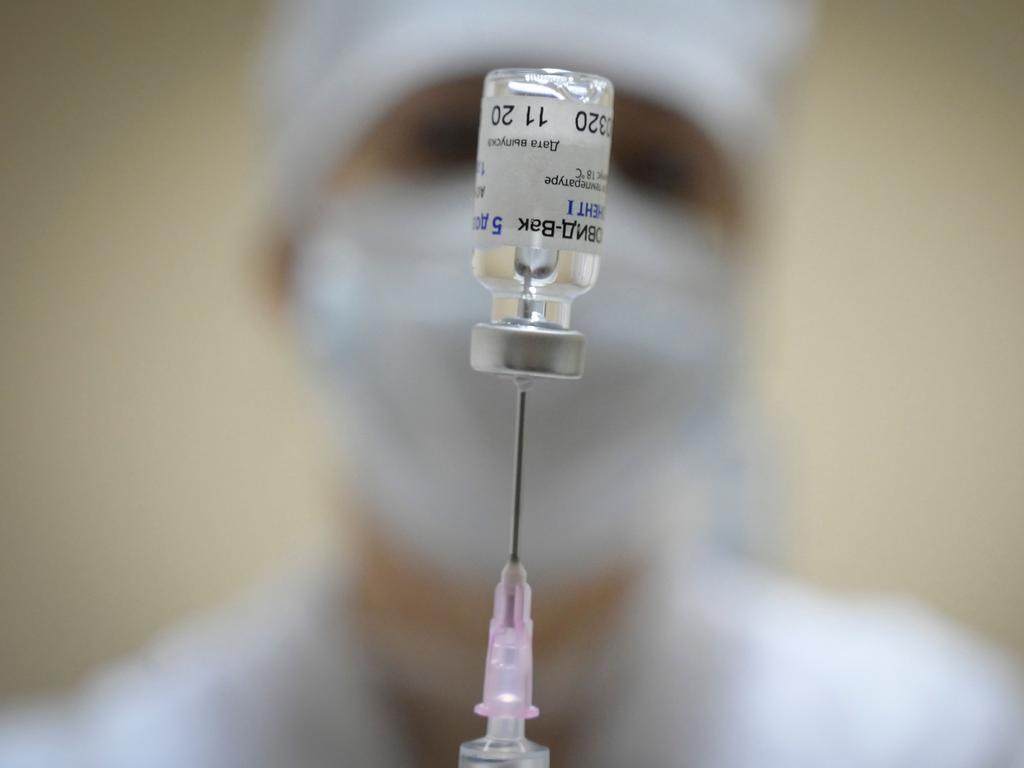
[
  {"left": 259, "top": 0, "right": 814, "bottom": 231},
  {"left": 2, "top": 552, "right": 1021, "bottom": 767}
]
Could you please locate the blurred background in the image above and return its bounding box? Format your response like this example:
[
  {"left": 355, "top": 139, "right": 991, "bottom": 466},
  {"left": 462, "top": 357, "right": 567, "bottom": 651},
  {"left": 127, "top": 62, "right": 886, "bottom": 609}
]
[{"left": 0, "top": 0, "right": 1021, "bottom": 700}]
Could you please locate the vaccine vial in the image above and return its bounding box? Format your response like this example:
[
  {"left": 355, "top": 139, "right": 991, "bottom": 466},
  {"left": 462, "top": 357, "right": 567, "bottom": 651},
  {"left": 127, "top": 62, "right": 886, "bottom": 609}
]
[{"left": 470, "top": 68, "right": 613, "bottom": 380}]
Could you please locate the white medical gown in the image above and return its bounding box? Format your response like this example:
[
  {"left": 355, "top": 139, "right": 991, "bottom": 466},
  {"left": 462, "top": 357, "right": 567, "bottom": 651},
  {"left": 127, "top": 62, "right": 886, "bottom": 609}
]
[{"left": 1, "top": 553, "right": 1021, "bottom": 767}]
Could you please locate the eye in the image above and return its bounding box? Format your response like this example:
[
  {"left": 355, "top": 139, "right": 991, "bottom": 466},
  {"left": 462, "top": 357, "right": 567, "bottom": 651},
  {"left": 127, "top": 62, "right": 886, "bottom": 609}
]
[
  {"left": 405, "top": 106, "right": 479, "bottom": 169},
  {"left": 611, "top": 143, "right": 701, "bottom": 202}
]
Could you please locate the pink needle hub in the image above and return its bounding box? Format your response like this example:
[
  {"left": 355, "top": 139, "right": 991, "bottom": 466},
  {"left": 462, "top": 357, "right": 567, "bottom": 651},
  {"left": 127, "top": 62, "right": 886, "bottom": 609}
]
[{"left": 473, "top": 559, "right": 539, "bottom": 720}]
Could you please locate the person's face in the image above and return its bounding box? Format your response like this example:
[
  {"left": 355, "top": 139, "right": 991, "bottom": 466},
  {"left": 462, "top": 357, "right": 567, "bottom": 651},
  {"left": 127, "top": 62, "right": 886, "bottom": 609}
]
[{"left": 283, "top": 73, "right": 744, "bottom": 585}]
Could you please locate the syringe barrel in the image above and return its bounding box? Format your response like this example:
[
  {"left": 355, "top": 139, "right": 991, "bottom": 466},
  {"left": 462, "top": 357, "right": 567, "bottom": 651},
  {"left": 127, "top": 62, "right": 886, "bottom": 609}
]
[{"left": 458, "top": 718, "right": 550, "bottom": 768}]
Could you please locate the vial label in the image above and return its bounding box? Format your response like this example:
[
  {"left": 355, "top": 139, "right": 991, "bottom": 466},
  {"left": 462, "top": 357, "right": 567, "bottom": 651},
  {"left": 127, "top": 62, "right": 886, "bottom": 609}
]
[{"left": 473, "top": 96, "right": 612, "bottom": 253}]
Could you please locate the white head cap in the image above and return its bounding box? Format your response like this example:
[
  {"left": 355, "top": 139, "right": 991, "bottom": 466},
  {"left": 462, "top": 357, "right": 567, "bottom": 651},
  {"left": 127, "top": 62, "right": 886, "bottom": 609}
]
[{"left": 259, "top": 0, "right": 814, "bottom": 230}]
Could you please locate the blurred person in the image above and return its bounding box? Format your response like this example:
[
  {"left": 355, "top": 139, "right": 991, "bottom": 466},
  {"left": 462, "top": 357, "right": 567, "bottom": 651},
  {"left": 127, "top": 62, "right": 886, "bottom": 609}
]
[{"left": 2, "top": 0, "right": 1023, "bottom": 766}]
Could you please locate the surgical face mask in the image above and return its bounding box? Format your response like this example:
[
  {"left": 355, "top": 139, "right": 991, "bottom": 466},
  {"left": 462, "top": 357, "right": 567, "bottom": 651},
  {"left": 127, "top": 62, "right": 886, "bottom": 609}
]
[{"left": 290, "top": 174, "right": 742, "bottom": 586}]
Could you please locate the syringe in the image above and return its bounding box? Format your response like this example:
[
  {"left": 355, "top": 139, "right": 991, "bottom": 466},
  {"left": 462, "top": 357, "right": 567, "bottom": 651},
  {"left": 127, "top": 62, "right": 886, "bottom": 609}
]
[
  {"left": 460, "top": 68, "right": 614, "bottom": 767},
  {"left": 459, "top": 378, "right": 545, "bottom": 767}
]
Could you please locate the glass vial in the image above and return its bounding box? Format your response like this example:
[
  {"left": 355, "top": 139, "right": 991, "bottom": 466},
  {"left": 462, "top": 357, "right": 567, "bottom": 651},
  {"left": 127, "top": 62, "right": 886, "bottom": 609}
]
[
  {"left": 470, "top": 68, "right": 614, "bottom": 380},
  {"left": 472, "top": 68, "right": 613, "bottom": 330}
]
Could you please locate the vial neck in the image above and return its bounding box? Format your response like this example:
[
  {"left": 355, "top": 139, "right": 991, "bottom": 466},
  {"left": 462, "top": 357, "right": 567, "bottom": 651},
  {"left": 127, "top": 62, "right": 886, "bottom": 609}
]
[{"left": 491, "top": 295, "right": 571, "bottom": 328}]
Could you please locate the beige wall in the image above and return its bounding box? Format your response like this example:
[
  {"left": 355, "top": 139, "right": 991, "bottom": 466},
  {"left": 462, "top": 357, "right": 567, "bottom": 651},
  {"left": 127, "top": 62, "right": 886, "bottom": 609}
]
[
  {"left": 756, "top": 0, "right": 1024, "bottom": 658},
  {"left": 0, "top": 1, "right": 330, "bottom": 696},
  {"left": 1, "top": 1, "right": 1021, "bottom": 698}
]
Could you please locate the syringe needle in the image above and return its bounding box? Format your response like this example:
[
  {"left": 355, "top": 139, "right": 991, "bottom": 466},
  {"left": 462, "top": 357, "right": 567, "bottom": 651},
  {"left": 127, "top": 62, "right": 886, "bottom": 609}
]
[{"left": 510, "top": 380, "right": 528, "bottom": 563}]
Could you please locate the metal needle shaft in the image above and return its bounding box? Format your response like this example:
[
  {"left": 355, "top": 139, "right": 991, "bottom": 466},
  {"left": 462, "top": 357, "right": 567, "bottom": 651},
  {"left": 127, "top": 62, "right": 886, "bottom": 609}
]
[{"left": 510, "top": 381, "right": 528, "bottom": 562}]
